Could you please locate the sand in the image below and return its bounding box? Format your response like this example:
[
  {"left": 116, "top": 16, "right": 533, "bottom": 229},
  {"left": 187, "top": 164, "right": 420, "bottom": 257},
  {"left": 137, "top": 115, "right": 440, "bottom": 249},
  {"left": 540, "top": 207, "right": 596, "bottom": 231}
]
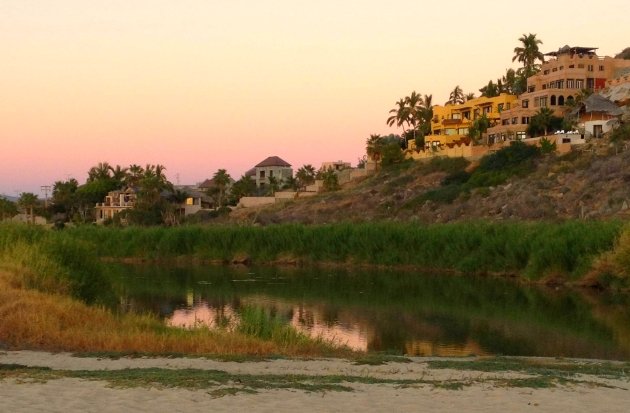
[{"left": 1, "top": 351, "right": 629, "bottom": 412}]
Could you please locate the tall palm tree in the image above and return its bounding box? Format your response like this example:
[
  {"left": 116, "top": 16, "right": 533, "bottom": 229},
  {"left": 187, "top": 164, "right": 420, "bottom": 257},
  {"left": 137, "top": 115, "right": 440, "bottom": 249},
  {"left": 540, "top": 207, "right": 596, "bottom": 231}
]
[
  {"left": 446, "top": 85, "right": 464, "bottom": 105},
  {"left": 386, "top": 98, "right": 410, "bottom": 134},
  {"left": 512, "top": 33, "right": 544, "bottom": 78},
  {"left": 109, "top": 165, "right": 128, "bottom": 189}
]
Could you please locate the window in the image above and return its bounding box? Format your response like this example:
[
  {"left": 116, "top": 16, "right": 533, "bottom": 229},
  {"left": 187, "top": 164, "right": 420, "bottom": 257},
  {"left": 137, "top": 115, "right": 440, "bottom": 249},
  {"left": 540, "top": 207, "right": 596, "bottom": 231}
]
[
  {"left": 557, "top": 80, "right": 564, "bottom": 89},
  {"left": 511, "top": 117, "right": 518, "bottom": 125},
  {"left": 569, "top": 64, "right": 575, "bottom": 68},
  {"left": 599, "top": 65, "right": 604, "bottom": 71},
  {"left": 534, "top": 97, "right": 540, "bottom": 107},
  {"left": 445, "top": 128, "right": 457, "bottom": 135},
  {"left": 578, "top": 64, "right": 584, "bottom": 68},
  {"left": 576, "top": 79, "right": 584, "bottom": 89},
  {"left": 540, "top": 96, "right": 548, "bottom": 107},
  {"left": 458, "top": 128, "right": 468, "bottom": 135},
  {"left": 587, "top": 65, "right": 594, "bottom": 72},
  {"left": 542, "top": 84, "right": 547, "bottom": 90},
  {"left": 483, "top": 106, "right": 491, "bottom": 114},
  {"left": 502, "top": 119, "right": 509, "bottom": 125},
  {"left": 260, "top": 170, "right": 265, "bottom": 178},
  {"left": 559, "top": 66, "right": 564, "bottom": 70},
  {"left": 528, "top": 86, "right": 535, "bottom": 93},
  {"left": 516, "top": 131, "right": 526, "bottom": 140},
  {"left": 552, "top": 67, "right": 557, "bottom": 72},
  {"left": 497, "top": 103, "right": 504, "bottom": 112},
  {"left": 269, "top": 170, "right": 273, "bottom": 178},
  {"left": 550, "top": 95, "right": 556, "bottom": 105},
  {"left": 544, "top": 70, "right": 550, "bottom": 75},
  {"left": 452, "top": 113, "right": 461, "bottom": 120},
  {"left": 522, "top": 99, "right": 529, "bottom": 108},
  {"left": 463, "top": 111, "right": 470, "bottom": 119},
  {"left": 521, "top": 116, "right": 530, "bottom": 124},
  {"left": 586, "top": 78, "right": 594, "bottom": 89},
  {"left": 567, "top": 79, "right": 575, "bottom": 88},
  {"left": 506, "top": 103, "right": 511, "bottom": 110}
]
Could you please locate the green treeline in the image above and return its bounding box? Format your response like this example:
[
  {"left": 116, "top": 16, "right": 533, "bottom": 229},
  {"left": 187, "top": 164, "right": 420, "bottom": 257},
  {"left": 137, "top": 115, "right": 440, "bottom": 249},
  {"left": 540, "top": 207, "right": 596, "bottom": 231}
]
[{"left": 2, "top": 220, "right": 623, "bottom": 283}]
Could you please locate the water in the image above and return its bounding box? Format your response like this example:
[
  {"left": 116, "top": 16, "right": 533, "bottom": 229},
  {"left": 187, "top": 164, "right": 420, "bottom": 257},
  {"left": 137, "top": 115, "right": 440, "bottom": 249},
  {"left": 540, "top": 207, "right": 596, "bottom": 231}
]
[{"left": 104, "top": 263, "right": 630, "bottom": 360}]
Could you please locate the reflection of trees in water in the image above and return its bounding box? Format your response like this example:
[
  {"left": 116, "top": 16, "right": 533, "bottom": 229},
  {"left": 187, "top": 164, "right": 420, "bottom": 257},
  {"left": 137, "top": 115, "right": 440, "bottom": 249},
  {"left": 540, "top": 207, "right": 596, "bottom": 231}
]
[{"left": 107, "top": 263, "right": 630, "bottom": 359}]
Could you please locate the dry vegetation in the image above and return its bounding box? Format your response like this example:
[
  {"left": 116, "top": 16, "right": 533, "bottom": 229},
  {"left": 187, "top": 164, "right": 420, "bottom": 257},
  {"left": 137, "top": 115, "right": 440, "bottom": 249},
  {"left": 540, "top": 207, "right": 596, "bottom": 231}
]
[{"left": 228, "top": 139, "right": 630, "bottom": 225}]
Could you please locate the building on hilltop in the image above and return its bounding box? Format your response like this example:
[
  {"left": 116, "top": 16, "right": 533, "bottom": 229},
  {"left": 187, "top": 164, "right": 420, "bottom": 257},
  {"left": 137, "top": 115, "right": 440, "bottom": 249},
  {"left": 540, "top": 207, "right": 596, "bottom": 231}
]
[
  {"left": 252, "top": 156, "right": 293, "bottom": 189},
  {"left": 94, "top": 187, "right": 137, "bottom": 224},
  {"left": 411, "top": 93, "right": 518, "bottom": 150},
  {"left": 487, "top": 46, "right": 630, "bottom": 142}
]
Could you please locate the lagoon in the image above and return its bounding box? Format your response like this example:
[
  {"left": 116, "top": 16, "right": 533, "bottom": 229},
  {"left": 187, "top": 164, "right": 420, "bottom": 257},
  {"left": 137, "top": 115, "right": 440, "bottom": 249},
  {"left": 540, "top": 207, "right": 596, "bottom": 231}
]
[{"left": 105, "top": 263, "right": 630, "bottom": 360}]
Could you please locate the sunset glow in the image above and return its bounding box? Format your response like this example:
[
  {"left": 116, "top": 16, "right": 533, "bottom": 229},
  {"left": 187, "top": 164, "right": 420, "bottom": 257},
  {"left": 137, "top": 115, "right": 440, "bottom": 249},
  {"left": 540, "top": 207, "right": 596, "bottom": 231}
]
[{"left": 2, "top": 0, "right": 630, "bottom": 195}]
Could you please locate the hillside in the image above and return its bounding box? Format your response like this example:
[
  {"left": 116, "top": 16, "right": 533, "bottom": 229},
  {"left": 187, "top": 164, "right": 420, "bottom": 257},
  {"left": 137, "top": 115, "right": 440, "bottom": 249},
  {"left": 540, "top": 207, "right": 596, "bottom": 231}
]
[{"left": 229, "top": 138, "right": 630, "bottom": 225}]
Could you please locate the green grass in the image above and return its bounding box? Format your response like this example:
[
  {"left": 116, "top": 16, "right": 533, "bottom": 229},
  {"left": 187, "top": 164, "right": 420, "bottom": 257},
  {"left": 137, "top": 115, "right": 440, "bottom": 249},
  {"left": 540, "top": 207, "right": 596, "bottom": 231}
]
[{"left": 1, "top": 220, "right": 623, "bottom": 282}]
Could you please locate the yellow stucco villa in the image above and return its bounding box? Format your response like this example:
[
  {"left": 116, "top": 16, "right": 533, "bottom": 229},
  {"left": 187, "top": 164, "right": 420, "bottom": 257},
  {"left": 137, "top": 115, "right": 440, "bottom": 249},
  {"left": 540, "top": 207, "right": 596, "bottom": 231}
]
[{"left": 419, "top": 93, "right": 518, "bottom": 149}]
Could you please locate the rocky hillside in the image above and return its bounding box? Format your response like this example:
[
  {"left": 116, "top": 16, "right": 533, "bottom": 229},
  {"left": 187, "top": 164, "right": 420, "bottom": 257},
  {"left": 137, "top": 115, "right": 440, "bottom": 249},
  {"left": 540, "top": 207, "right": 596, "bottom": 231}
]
[{"left": 229, "top": 138, "right": 630, "bottom": 225}]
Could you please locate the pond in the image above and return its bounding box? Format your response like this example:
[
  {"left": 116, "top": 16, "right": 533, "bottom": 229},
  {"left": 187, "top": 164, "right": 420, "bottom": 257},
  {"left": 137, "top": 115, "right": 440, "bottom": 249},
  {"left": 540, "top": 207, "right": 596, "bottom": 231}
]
[{"left": 104, "top": 263, "right": 630, "bottom": 360}]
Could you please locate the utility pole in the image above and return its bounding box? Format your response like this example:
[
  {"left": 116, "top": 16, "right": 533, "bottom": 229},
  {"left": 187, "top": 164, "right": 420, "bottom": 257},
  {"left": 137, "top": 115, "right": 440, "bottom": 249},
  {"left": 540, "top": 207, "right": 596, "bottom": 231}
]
[{"left": 40, "top": 185, "right": 51, "bottom": 208}]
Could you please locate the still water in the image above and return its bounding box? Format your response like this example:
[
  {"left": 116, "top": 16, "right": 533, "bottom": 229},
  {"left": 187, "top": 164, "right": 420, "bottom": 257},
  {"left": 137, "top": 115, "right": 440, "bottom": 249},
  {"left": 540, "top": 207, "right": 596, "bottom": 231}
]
[{"left": 104, "top": 263, "right": 630, "bottom": 360}]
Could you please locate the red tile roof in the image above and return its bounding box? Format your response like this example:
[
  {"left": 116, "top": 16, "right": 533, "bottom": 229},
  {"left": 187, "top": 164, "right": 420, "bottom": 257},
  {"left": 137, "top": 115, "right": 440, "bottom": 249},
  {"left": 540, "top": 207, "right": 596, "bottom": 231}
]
[{"left": 255, "top": 156, "right": 291, "bottom": 168}]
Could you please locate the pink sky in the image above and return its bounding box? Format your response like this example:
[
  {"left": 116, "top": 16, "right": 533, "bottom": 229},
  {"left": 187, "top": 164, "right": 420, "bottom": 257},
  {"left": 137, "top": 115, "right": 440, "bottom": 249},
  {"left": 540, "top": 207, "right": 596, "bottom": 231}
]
[{"left": 2, "top": 0, "right": 630, "bottom": 196}]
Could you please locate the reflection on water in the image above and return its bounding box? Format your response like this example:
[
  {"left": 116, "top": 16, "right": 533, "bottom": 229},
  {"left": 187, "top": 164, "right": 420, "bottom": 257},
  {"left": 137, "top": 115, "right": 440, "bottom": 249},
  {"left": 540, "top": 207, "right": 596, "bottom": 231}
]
[{"left": 105, "top": 263, "right": 630, "bottom": 360}]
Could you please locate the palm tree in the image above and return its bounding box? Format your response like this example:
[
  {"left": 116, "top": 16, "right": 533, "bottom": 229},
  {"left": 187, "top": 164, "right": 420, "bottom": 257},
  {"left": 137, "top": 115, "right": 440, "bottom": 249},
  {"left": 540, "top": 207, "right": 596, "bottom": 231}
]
[
  {"left": 212, "top": 168, "right": 232, "bottom": 208},
  {"left": 87, "top": 162, "right": 112, "bottom": 182},
  {"left": 512, "top": 33, "right": 544, "bottom": 78},
  {"left": 126, "top": 164, "right": 144, "bottom": 187},
  {"left": 18, "top": 192, "right": 39, "bottom": 223},
  {"left": 366, "top": 134, "right": 384, "bottom": 171},
  {"left": 446, "top": 85, "right": 464, "bottom": 105},
  {"left": 109, "top": 165, "right": 128, "bottom": 188},
  {"left": 295, "top": 164, "right": 316, "bottom": 191},
  {"left": 386, "top": 98, "right": 410, "bottom": 135},
  {"left": 464, "top": 92, "right": 475, "bottom": 101}
]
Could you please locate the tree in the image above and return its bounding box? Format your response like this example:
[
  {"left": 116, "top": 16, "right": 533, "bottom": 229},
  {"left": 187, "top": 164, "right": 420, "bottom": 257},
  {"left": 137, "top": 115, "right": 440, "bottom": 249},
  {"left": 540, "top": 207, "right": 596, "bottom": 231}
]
[
  {"left": 512, "top": 33, "right": 544, "bottom": 78},
  {"left": 446, "top": 85, "right": 464, "bottom": 105},
  {"left": 18, "top": 192, "right": 39, "bottom": 223},
  {"left": 266, "top": 176, "right": 280, "bottom": 196},
  {"left": 464, "top": 92, "right": 475, "bottom": 101},
  {"left": 527, "top": 107, "right": 562, "bottom": 137},
  {"left": 229, "top": 175, "right": 256, "bottom": 204},
  {"left": 479, "top": 80, "right": 499, "bottom": 98},
  {"left": 211, "top": 169, "right": 232, "bottom": 209},
  {"left": 51, "top": 178, "right": 79, "bottom": 218},
  {"left": 0, "top": 198, "right": 18, "bottom": 221},
  {"left": 87, "top": 162, "right": 112, "bottom": 182},
  {"left": 386, "top": 98, "right": 409, "bottom": 135},
  {"left": 295, "top": 164, "right": 316, "bottom": 191},
  {"left": 469, "top": 114, "right": 491, "bottom": 145},
  {"left": 366, "top": 134, "right": 385, "bottom": 171},
  {"left": 319, "top": 168, "right": 340, "bottom": 192}
]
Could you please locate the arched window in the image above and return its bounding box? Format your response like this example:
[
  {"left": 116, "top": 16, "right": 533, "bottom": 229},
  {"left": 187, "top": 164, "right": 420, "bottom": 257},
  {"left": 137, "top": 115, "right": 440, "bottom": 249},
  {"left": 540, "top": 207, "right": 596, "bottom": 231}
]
[
  {"left": 558, "top": 95, "right": 565, "bottom": 106},
  {"left": 550, "top": 95, "right": 557, "bottom": 106},
  {"left": 566, "top": 95, "right": 574, "bottom": 105}
]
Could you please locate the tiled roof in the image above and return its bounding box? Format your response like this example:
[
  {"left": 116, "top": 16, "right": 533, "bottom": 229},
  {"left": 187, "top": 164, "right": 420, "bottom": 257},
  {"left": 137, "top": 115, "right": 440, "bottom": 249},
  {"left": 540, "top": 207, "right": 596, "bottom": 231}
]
[{"left": 255, "top": 156, "right": 291, "bottom": 168}]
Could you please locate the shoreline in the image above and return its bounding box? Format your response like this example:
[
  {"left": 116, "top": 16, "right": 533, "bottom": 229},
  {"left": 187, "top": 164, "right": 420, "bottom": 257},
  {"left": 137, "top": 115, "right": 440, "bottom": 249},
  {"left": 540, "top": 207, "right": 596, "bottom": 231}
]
[{"left": 2, "top": 350, "right": 630, "bottom": 412}]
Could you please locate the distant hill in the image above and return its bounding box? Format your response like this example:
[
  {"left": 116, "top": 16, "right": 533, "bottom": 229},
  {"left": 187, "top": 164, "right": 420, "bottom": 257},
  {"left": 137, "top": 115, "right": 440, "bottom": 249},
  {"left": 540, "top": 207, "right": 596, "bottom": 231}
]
[{"left": 0, "top": 194, "right": 18, "bottom": 203}]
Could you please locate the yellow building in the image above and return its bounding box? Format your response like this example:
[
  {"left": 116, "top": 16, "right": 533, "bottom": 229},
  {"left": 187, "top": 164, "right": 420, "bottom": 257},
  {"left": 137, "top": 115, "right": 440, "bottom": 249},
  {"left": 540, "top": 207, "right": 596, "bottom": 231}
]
[{"left": 421, "top": 93, "right": 518, "bottom": 149}]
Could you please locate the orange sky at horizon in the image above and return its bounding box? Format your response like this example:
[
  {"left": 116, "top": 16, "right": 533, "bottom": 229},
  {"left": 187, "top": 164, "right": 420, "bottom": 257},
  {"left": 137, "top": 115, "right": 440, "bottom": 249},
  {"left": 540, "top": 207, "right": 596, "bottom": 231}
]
[{"left": 2, "top": 0, "right": 630, "bottom": 195}]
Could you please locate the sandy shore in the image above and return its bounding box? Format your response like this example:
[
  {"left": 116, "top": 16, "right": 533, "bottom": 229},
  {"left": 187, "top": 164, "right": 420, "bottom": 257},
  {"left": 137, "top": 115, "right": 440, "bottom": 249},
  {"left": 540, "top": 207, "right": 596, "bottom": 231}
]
[{"left": 1, "top": 351, "right": 629, "bottom": 412}]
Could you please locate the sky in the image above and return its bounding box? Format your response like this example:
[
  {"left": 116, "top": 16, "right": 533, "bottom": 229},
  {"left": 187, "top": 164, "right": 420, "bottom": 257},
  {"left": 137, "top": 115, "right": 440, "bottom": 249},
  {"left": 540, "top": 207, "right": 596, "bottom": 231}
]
[{"left": 2, "top": 0, "right": 630, "bottom": 196}]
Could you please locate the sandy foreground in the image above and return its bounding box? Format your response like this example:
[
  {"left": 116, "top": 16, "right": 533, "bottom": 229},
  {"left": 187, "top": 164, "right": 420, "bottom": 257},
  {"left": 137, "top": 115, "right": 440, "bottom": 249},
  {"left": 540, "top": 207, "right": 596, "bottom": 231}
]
[{"left": 1, "top": 351, "right": 629, "bottom": 413}]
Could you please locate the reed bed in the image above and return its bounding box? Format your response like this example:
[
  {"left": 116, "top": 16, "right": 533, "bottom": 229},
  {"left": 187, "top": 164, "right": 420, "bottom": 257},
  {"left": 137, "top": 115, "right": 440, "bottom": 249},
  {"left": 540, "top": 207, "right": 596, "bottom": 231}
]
[{"left": 51, "top": 220, "right": 623, "bottom": 281}]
